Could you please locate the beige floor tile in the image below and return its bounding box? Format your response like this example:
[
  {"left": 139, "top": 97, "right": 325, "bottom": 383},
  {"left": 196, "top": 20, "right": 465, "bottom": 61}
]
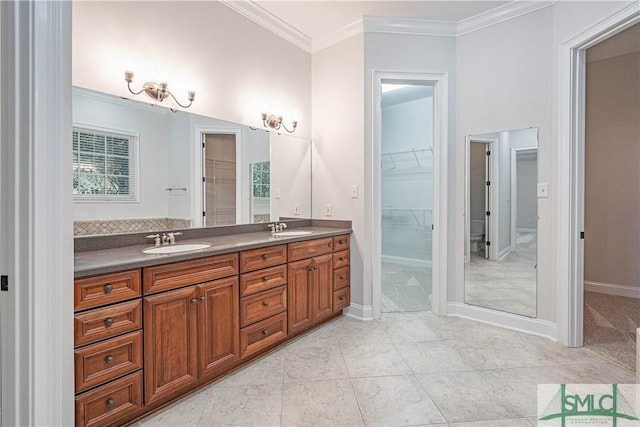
[
  {"left": 281, "top": 379, "right": 364, "bottom": 426},
  {"left": 352, "top": 375, "right": 446, "bottom": 426},
  {"left": 197, "top": 383, "right": 282, "bottom": 427},
  {"left": 215, "top": 351, "right": 284, "bottom": 387},
  {"left": 135, "top": 389, "right": 210, "bottom": 427},
  {"left": 341, "top": 342, "right": 412, "bottom": 377},
  {"left": 395, "top": 341, "right": 476, "bottom": 374},
  {"left": 449, "top": 418, "right": 534, "bottom": 427},
  {"left": 283, "top": 338, "right": 349, "bottom": 382}
]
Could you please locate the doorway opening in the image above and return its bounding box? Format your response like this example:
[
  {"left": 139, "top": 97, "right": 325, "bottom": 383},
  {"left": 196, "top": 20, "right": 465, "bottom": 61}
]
[
  {"left": 380, "top": 83, "right": 434, "bottom": 312},
  {"left": 581, "top": 22, "right": 640, "bottom": 372}
]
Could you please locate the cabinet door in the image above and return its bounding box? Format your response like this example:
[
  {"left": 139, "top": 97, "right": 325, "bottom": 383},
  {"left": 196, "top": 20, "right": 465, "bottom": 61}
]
[
  {"left": 198, "top": 277, "right": 240, "bottom": 379},
  {"left": 310, "top": 254, "right": 333, "bottom": 324},
  {"left": 288, "top": 258, "right": 313, "bottom": 335},
  {"left": 144, "top": 287, "right": 198, "bottom": 405}
]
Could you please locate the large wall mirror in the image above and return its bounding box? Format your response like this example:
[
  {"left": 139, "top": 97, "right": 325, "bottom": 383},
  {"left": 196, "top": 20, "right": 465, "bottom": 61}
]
[
  {"left": 464, "top": 127, "right": 538, "bottom": 317},
  {"left": 72, "top": 87, "right": 311, "bottom": 235}
]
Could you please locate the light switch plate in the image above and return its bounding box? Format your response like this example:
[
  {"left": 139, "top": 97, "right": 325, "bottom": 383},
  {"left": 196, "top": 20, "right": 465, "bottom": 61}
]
[
  {"left": 350, "top": 185, "right": 358, "bottom": 198},
  {"left": 325, "top": 204, "right": 332, "bottom": 216},
  {"left": 274, "top": 188, "right": 281, "bottom": 199},
  {"left": 293, "top": 204, "right": 300, "bottom": 215},
  {"left": 537, "top": 183, "right": 549, "bottom": 198}
]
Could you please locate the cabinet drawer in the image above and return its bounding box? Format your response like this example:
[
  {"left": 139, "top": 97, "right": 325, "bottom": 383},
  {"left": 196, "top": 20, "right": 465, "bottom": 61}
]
[
  {"left": 75, "top": 331, "right": 143, "bottom": 393},
  {"left": 240, "top": 286, "right": 287, "bottom": 327},
  {"left": 240, "top": 312, "right": 287, "bottom": 359},
  {"left": 240, "top": 245, "right": 287, "bottom": 273},
  {"left": 333, "top": 234, "right": 350, "bottom": 252},
  {"left": 288, "top": 238, "right": 333, "bottom": 262},
  {"left": 74, "top": 270, "right": 141, "bottom": 312},
  {"left": 332, "top": 250, "right": 350, "bottom": 269},
  {"left": 333, "top": 266, "right": 350, "bottom": 291},
  {"left": 333, "top": 288, "right": 350, "bottom": 312},
  {"left": 240, "top": 264, "right": 287, "bottom": 297},
  {"left": 144, "top": 253, "right": 238, "bottom": 294},
  {"left": 75, "top": 371, "right": 142, "bottom": 427},
  {"left": 74, "top": 300, "right": 142, "bottom": 348}
]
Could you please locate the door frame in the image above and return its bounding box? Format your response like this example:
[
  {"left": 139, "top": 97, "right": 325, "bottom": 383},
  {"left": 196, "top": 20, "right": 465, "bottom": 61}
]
[
  {"left": 510, "top": 146, "right": 538, "bottom": 251},
  {"left": 558, "top": 2, "right": 639, "bottom": 346},
  {"left": 371, "top": 71, "right": 449, "bottom": 317},
  {"left": 194, "top": 127, "right": 242, "bottom": 227}
]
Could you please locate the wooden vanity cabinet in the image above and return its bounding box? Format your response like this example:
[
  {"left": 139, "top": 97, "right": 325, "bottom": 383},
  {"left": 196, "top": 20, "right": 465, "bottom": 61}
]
[{"left": 143, "top": 276, "right": 240, "bottom": 405}]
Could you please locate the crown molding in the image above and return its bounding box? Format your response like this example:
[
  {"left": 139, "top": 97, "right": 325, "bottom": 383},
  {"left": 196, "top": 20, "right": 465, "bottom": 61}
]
[
  {"left": 313, "top": 19, "right": 364, "bottom": 53},
  {"left": 364, "top": 16, "right": 457, "bottom": 37},
  {"left": 457, "top": 0, "right": 556, "bottom": 36},
  {"left": 219, "top": 0, "right": 312, "bottom": 53}
]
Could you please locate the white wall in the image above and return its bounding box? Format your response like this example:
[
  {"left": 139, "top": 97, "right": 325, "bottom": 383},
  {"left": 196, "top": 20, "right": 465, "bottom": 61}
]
[
  {"left": 242, "top": 129, "right": 271, "bottom": 223},
  {"left": 516, "top": 152, "right": 538, "bottom": 231},
  {"left": 365, "top": 32, "right": 458, "bottom": 307},
  {"left": 271, "top": 134, "right": 312, "bottom": 220},
  {"left": 456, "top": 7, "right": 554, "bottom": 320},
  {"left": 72, "top": 89, "right": 169, "bottom": 221},
  {"left": 312, "top": 34, "right": 365, "bottom": 306},
  {"left": 72, "top": 1, "right": 311, "bottom": 139}
]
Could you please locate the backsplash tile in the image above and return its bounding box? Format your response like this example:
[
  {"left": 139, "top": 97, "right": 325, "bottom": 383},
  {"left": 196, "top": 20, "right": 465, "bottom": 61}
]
[{"left": 74, "top": 218, "right": 192, "bottom": 236}]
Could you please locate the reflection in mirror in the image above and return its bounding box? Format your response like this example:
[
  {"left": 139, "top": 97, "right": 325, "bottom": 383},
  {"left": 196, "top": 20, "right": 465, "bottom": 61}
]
[
  {"left": 72, "top": 87, "right": 311, "bottom": 235},
  {"left": 464, "top": 128, "right": 538, "bottom": 317}
]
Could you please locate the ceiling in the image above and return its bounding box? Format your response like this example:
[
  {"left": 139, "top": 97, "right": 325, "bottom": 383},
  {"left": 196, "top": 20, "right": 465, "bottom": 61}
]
[{"left": 254, "top": 1, "right": 510, "bottom": 41}]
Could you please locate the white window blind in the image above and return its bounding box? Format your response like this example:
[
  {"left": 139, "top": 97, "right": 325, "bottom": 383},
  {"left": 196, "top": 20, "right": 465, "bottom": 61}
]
[{"left": 72, "top": 127, "right": 138, "bottom": 201}]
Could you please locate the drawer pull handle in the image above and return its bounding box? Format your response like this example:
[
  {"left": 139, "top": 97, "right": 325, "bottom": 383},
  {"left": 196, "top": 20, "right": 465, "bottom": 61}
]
[
  {"left": 191, "top": 298, "right": 198, "bottom": 305},
  {"left": 104, "top": 318, "right": 114, "bottom": 327},
  {"left": 262, "top": 330, "right": 270, "bottom": 336},
  {"left": 105, "top": 355, "right": 114, "bottom": 365},
  {"left": 104, "top": 284, "right": 113, "bottom": 293},
  {"left": 105, "top": 399, "right": 115, "bottom": 409},
  {"left": 262, "top": 254, "right": 269, "bottom": 260},
  {"left": 263, "top": 276, "right": 269, "bottom": 282},
  {"left": 200, "top": 296, "right": 206, "bottom": 303},
  {"left": 309, "top": 266, "right": 317, "bottom": 271},
  {"left": 262, "top": 301, "right": 270, "bottom": 307}
]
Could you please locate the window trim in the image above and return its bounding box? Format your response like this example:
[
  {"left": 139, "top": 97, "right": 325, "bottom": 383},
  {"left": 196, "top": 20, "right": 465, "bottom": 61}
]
[{"left": 72, "top": 122, "right": 140, "bottom": 203}]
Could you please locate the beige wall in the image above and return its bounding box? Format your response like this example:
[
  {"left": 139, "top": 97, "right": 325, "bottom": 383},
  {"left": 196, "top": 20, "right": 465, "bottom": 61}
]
[
  {"left": 585, "top": 51, "right": 640, "bottom": 288},
  {"left": 72, "top": 1, "right": 311, "bottom": 139}
]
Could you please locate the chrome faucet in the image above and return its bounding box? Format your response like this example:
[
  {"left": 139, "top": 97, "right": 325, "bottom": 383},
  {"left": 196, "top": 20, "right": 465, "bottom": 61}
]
[
  {"left": 146, "top": 234, "right": 161, "bottom": 247},
  {"left": 167, "top": 232, "right": 182, "bottom": 244},
  {"left": 268, "top": 222, "right": 287, "bottom": 234}
]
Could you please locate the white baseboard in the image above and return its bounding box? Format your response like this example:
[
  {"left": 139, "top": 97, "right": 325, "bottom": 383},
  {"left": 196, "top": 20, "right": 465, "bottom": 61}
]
[
  {"left": 447, "top": 302, "right": 558, "bottom": 341},
  {"left": 584, "top": 281, "right": 640, "bottom": 299},
  {"left": 498, "top": 247, "right": 511, "bottom": 261},
  {"left": 344, "top": 303, "right": 373, "bottom": 320},
  {"left": 382, "top": 254, "right": 432, "bottom": 268}
]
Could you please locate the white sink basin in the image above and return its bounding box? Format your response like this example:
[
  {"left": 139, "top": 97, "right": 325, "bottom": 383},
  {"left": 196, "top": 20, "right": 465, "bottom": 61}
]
[
  {"left": 272, "top": 231, "right": 313, "bottom": 237},
  {"left": 143, "top": 243, "right": 211, "bottom": 254}
]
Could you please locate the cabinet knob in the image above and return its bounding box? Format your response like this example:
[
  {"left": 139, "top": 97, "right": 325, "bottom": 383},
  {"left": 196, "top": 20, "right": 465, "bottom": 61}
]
[
  {"left": 262, "top": 330, "right": 270, "bottom": 336},
  {"left": 339, "top": 276, "right": 344, "bottom": 280},
  {"left": 339, "top": 257, "right": 345, "bottom": 261},
  {"left": 339, "top": 296, "right": 345, "bottom": 301},
  {"left": 105, "top": 355, "right": 114, "bottom": 365},
  {"left": 339, "top": 240, "right": 345, "bottom": 244},
  {"left": 262, "top": 254, "right": 269, "bottom": 260},
  {"left": 105, "top": 399, "right": 115, "bottom": 409},
  {"left": 262, "top": 301, "right": 270, "bottom": 307},
  {"left": 104, "top": 318, "right": 114, "bottom": 327},
  {"left": 200, "top": 296, "right": 206, "bottom": 303},
  {"left": 263, "top": 276, "right": 269, "bottom": 282},
  {"left": 104, "top": 284, "right": 113, "bottom": 293},
  {"left": 191, "top": 298, "right": 198, "bottom": 305}
]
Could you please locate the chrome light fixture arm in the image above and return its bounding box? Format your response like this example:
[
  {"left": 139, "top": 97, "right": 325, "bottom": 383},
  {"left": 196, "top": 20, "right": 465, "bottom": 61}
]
[{"left": 124, "top": 70, "right": 195, "bottom": 109}]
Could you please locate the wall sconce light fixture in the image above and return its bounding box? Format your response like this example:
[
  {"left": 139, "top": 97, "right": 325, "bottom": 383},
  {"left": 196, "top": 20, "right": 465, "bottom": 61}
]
[
  {"left": 124, "top": 70, "right": 195, "bottom": 109},
  {"left": 261, "top": 112, "right": 297, "bottom": 133}
]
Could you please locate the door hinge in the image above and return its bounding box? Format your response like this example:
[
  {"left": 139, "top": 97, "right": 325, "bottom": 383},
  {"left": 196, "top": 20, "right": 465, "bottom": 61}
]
[
  {"left": 486, "top": 211, "right": 491, "bottom": 216},
  {"left": 580, "top": 231, "right": 584, "bottom": 239},
  {"left": 202, "top": 177, "right": 205, "bottom": 183},
  {"left": 486, "top": 241, "right": 491, "bottom": 246},
  {"left": 486, "top": 181, "right": 491, "bottom": 186},
  {"left": 431, "top": 224, "right": 434, "bottom": 231},
  {"left": 1, "top": 275, "right": 8, "bottom": 291},
  {"left": 486, "top": 150, "right": 491, "bottom": 156},
  {"left": 202, "top": 211, "right": 206, "bottom": 217}
]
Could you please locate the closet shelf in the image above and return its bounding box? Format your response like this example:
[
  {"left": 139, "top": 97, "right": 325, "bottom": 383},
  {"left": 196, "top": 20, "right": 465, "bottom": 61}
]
[
  {"left": 382, "top": 147, "right": 432, "bottom": 170},
  {"left": 382, "top": 208, "right": 432, "bottom": 229}
]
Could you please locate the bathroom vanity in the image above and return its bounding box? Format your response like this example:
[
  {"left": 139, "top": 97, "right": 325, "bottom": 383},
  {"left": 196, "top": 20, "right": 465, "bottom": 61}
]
[{"left": 73, "top": 221, "right": 351, "bottom": 427}]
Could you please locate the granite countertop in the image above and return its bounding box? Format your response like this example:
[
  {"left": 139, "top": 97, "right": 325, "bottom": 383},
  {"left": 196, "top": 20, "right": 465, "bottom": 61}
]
[{"left": 74, "top": 225, "right": 352, "bottom": 278}]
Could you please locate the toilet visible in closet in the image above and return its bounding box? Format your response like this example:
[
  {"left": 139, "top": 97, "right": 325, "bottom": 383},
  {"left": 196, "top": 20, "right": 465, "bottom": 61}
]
[{"left": 470, "top": 220, "right": 485, "bottom": 253}]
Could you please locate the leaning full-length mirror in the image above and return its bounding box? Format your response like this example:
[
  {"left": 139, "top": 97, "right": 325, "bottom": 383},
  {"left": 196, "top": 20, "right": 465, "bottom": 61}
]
[
  {"left": 464, "top": 128, "right": 538, "bottom": 317},
  {"left": 72, "top": 87, "right": 311, "bottom": 235}
]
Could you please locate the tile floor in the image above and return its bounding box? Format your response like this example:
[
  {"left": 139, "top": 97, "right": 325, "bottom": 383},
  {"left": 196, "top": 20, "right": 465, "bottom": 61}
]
[
  {"left": 134, "top": 311, "right": 636, "bottom": 427},
  {"left": 381, "top": 262, "right": 432, "bottom": 312},
  {"left": 464, "top": 232, "right": 537, "bottom": 317}
]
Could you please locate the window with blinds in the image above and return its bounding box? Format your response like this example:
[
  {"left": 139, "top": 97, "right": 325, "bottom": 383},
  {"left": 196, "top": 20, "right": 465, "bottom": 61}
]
[{"left": 72, "top": 127, "right": 138, "bottom": 201}]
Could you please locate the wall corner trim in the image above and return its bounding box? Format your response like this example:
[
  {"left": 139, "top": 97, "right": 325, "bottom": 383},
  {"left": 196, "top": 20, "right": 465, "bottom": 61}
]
[
  {"left": 363, "top": 16, "right": 457, "bottom": 37},
  {"left": 456, "top": 0, "right": 556, "bottom": 36},
  {"left": 313, "top": 20, "right": 364, "bottom": 53},
  {"left": 447, "top": 302, "right": 558, "bottom": 342},
  {"left": 218, "top": 0, "right": 312, "bottom": 53},
  {"left": 344, "top": 304, "right": 374, "bottom": 320}
]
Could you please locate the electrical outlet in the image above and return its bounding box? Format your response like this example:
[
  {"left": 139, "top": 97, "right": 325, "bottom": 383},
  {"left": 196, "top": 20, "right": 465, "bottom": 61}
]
[
  {"left": 293, "top": 204, "right": 300, "bottom": 215},
  {"left": 325, "top": 204, "right": 332, "bottom": 216},
  {"left": 350, "top": 185, "right": 358, "bottom": 199},
  {"left": 537, "top": 183, "right": 549, "bottom": 198}
]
